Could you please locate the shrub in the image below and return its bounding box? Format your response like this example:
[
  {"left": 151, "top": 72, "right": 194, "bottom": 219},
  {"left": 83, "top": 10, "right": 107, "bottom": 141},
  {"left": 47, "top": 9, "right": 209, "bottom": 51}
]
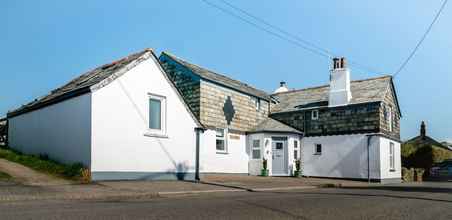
[{"left": 402, "top": 167, "right": 414, "bottom": 182}]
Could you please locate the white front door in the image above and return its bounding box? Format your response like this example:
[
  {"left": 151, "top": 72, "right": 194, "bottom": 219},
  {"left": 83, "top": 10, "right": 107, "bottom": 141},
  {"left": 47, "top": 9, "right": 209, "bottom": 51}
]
[{"left": 272, "top": 138, "right": 288, "bottom": 175}]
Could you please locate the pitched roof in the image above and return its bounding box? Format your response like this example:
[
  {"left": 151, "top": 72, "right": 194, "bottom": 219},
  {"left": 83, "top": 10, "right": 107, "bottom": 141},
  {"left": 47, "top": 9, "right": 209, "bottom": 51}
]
[
  {"left": 271, "top": 76, "right": 394, "bottom": 113},
  {"left": 8, "top": 49, "right": 153, "bottom": 118},
  {"left": 248, "top": 118, "right": 302, "bottom": 134},
  {"left": 405, "top": 136, "right": 452, "bottom": 151},
  {"left": 160, "top": 52, "right": 271, "bottom": 101},
  {"left": 7, "top": 49, "right": 204, "bottom": 128}
]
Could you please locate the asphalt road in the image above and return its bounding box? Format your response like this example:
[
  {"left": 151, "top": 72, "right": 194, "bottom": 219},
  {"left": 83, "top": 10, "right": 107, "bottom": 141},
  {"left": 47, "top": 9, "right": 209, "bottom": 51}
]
[{"left": 1, "top": 186, "right": 451, "bottom": 220}]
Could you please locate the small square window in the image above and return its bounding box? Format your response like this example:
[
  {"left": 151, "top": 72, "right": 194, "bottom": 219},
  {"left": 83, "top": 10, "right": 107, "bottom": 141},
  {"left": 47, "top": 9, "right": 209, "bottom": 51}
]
[
  {"left": 216, "top": 128, "right": 227, "bottom": 153},
  {"left": 312, "top": 110, "right": 319, "bottom": 120},
  {"left": 315, "top": 144, "right": 322, "bottom": 155},
  {"left": 252, "top": 97, "right": 260, "bottom": 111}
]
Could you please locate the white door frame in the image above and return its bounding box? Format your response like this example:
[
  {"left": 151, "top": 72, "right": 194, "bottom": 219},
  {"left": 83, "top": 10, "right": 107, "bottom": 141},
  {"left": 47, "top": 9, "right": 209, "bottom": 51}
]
[{"left": 271, "top": 136, "right": 288, "bottom": 176}]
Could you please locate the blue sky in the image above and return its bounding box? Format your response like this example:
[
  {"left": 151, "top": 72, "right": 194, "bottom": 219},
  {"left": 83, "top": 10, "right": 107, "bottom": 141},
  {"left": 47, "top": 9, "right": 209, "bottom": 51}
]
[{"left": 1, "top": 0, "right": 451, "bottom": 141}]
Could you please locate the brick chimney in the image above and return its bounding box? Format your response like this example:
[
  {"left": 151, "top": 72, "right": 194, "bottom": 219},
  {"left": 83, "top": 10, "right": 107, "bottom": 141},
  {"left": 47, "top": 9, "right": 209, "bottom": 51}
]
[{"left": 329, "top": 57, "right": 352, "bottom": 107}]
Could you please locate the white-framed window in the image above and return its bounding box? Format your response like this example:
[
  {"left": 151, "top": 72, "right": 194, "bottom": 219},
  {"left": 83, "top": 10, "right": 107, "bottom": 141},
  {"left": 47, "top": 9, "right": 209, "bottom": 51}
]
[
  {"left": 252, "top": 139, "right": 261, "bottom": 159},
  {"left": 389, "top": 142, "right": 395, "bottom": 171},
  {"left": 216, "top": 128, "right": 228, "bottom": 153},
  {"left": 311, "top": 110, "right": 319, "bottom": 120},
  {"left": 251, "top": 97, "right": 260, "bottom": 111},
  {"left": 314, "top": 144, "right": 322, "bottom": 155},
  {"left": 294, "top": 140, "right": 299, "bottom": 159},
  {"left": 384, "top": 104, "right": 393, "bottom": 132},
  {"left": 146, "top": 93, "right": 166, "bottom": 136}
]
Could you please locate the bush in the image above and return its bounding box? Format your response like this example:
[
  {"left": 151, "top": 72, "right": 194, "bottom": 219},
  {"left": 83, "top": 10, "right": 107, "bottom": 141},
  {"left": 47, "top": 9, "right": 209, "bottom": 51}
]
[
  {"left": 0, "top": 147, "right": 87, "bottom": 181},
  {"left": 402, "top": 167, "right": 414, "bottom": 182},
  {"left": 402, "top": 143, "right": 452, "bottom": 177}
]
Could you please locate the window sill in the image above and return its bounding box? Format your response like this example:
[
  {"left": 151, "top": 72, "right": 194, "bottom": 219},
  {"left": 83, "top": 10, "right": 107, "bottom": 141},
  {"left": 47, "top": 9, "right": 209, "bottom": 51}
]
[
  {"left": 144, "top": 133, "right": 168, "bottom": 138},
  {"left": 314, "top": 153, "right": 322, "bottom": 155},
  {"left": 216, "top": 151, "right": 229, "bottom": 155}
]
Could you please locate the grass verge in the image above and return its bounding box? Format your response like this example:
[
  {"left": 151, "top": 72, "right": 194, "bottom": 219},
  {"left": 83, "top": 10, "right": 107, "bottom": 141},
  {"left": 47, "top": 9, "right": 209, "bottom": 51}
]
[{"left": 0, "top": 147, "right": 84, "bottom": 181}]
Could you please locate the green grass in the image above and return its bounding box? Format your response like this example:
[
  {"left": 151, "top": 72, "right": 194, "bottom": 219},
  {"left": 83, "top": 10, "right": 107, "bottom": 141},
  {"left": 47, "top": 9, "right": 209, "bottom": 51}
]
[
  {"left": 0, "top": 147, "right": 84, "bottom": 180},
  {"left": 0, "top": 171, "right": 12, "bottom": 180}
]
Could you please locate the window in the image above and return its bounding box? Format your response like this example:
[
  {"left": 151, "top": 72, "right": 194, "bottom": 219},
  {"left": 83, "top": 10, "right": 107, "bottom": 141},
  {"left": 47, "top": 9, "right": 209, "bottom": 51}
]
[
  {"left": 389, "top": 142, "right": 395, "bottom": 171},
  {"left": 252, "top": 139, "right": 261, "bottom": 159},
  {"left": 147, "top": 94, "right": 166, "bottom": 136},
  {"left": 311, "top": 110, "right": 319, "bottom": 120},
  {"left": 384, "top": 104, "right": 393, "bottom": 132},
  {"left": 252, "top": 97, "right": 260, "bottom": 111},
  {"left": 294, "top": 140, "right": 299, "bottom": 160},
  {"left": 314, "top": 144, "right": 322, "bottom": 155},
  {"left": 216, "top": 128, "right": 227, "bottom": 153}
]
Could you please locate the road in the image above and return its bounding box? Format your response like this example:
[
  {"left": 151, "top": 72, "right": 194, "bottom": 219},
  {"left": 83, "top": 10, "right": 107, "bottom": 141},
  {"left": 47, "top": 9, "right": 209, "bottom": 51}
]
[{"left": 0, "top": 186, "right": 451, "bottom": 220}]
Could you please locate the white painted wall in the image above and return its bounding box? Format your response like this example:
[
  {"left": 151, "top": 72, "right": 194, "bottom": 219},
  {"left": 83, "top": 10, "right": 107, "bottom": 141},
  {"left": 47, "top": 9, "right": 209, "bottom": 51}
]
[
  {"left": 90, "top": 56, "right": 199, "bottom": 179},
  {"left": 8, "top": 94, "right": 92, "bottom": 166},
  {"left": 302, "top": 134, "right": 381, "bottom": 180},
  {"left": 378, "top": 137, "right": 402, "bottom": 179},
  {"left": 199, "top": 129, "right": 249, "bottom": 173},
  {"left": 247, "top": 133, "right": 301, "bottom": 176}
]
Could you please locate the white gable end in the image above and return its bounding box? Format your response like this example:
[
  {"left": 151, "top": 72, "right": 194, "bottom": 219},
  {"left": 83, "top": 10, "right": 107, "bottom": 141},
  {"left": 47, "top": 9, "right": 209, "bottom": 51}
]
[{"left": 90, "top": 54, "right": 199, "bottom": 180}]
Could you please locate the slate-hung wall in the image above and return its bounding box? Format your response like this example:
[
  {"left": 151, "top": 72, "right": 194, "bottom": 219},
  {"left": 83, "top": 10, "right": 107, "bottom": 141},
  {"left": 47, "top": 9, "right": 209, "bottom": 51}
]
[
  {"left": 159, "top": 60, "right": 201, "bottom": 119},
  {"left": 379, "top": 86, "right": 401, "bottom": 139},
  {"left": 200, "top": 81, "right": 269, "bottom": 132},
  {"left": 270, "top": 102, "right": 381, "bottom": 137},
  {"left": 160, "top": 56, "right": 269, "bottom": 133}
]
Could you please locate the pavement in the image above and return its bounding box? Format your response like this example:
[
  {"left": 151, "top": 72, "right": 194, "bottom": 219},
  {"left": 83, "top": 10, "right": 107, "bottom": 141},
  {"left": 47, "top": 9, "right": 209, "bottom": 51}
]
[{"left": 1, "top": 185, "right": 451, "bottom": 220}]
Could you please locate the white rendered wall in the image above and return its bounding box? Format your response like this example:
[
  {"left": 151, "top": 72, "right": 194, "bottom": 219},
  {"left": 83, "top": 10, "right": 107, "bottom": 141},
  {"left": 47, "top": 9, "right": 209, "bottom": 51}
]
[
  {"left": 247, "top": 133, "right": 301, "bottom": 176},
  {"left": 378, "top": 137, "right": 402, "bottom": 179},
  {"left": 247, "top": 133, "right": 264, "bottom": 176},
  {"left": 8, "top": 94, "right": 92, "bottom": 166},
  {"left": 199, "top": 129, "right": 249, "bottom": 173},
  {"left": 90, "top": 57, "right": 199, "bottom": 179},
  {"left": 302, "top": 134, "right": 380, "bottom": 179}
]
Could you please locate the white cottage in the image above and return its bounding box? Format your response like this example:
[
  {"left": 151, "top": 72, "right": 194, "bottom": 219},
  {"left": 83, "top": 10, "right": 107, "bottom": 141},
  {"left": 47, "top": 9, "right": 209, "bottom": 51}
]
[{"left": 7, "top": 49, "right": 402, "bottom": 183}]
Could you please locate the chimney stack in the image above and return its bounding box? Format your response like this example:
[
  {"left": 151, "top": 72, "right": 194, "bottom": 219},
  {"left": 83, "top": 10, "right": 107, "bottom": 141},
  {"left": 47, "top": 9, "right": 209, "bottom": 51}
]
[
  {"left": 420, "top": 121, "right": 426, "bottom": 140},
  {"left": 329, "top": 57, "right": 352, "bottom": 107},
  {"left": 274, "top": 81, "right": 289, "bottom": 94}
]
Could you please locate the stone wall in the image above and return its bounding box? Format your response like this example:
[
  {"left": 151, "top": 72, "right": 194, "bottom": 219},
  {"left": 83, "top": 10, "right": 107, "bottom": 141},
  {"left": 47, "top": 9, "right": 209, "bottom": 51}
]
[
  {"left": 271, "top": 102, "right": 381, "bottom": 137},
  {"left": 200, "top": 81, "right": 269, "bottom": 132}
]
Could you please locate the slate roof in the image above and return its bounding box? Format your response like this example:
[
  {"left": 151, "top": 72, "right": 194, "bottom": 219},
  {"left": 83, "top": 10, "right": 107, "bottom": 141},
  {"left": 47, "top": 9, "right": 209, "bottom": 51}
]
[
  {"left": 271, "top": 76, "right": 394, "bottom": 113},
  {"left": 7, "top": 49, "right": 154, "bottom": 118},
  {"left": 161, "top": 52, "right": 271, "bottom": 101},
  {"left": 248, "top": 118, "right": 302, "bottom": 134}
]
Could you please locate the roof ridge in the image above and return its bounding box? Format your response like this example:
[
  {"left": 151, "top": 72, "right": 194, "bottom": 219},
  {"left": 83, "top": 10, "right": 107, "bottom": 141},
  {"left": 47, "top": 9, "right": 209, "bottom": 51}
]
[
  {"left": 161, "top": 51, "right": 269, "bottom": 96},
  {"left": 272, "top": 75, "right": 392, "bottom": 95}
]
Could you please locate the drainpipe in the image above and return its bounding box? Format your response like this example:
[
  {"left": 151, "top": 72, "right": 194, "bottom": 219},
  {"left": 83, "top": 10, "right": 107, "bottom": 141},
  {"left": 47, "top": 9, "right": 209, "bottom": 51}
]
[
  {"left": 194, "top": 127, "right": 205, "bottom": 182},
  {"left": 366, "top": 135, "right": 375, "bottom": 184}
]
